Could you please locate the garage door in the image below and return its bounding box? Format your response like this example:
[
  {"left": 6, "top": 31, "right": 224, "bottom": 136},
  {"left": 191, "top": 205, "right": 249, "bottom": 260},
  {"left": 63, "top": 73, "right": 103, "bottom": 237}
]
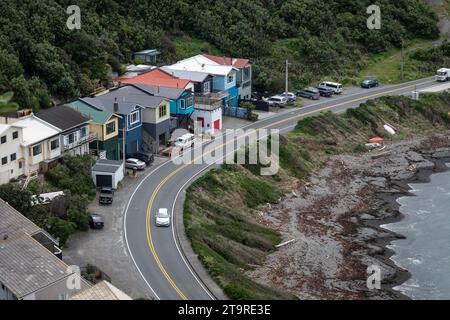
[
  {"left": 214, "top": 119, "right": 220, "bottom": 131},
  {"left": 96, "top": 174, "right": 112, "bottom": 188}
]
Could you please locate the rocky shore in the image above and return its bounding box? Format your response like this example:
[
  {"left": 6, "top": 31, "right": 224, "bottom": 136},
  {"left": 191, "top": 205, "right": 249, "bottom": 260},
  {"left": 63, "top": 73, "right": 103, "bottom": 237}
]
[{"left": 247, "top": 132, "right": 450, "bottom": 300}]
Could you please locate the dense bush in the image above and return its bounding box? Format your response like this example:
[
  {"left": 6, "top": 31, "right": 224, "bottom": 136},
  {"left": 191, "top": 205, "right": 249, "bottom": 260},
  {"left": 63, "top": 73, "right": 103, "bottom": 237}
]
[{"left": 0, "top": 0, "right": 439, "bottom": 106}]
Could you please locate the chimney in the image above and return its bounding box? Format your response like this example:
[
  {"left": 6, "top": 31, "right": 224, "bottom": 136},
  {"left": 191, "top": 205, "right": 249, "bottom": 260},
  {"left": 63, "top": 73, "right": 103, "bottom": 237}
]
[{"left": 114, "top": 98, "right": 119, "bottom": 112}]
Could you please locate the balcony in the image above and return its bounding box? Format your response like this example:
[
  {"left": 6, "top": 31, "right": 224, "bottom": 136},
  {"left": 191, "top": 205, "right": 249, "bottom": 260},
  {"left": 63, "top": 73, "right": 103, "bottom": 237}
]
[
  {"left": 64, "top": 133, "right": 98, "bottom": 151},
  {"left": 194, "top": 90, "right": 228, "bottom": 111}
]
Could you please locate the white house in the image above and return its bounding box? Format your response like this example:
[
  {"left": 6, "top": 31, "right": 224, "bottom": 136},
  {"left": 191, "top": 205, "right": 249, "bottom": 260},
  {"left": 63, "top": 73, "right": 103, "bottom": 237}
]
[
  {"left": 193, "top": 107, "right": 222, "bottom": 135},
  {"left": 14, "top": 115, "right": 62, "bottom": 176},
  {"left": 0, "top": 123, "right": 25, "bottom": 184}
]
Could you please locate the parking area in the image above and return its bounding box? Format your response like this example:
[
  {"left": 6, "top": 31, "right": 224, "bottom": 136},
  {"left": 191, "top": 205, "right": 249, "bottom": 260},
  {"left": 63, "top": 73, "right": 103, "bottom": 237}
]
[{"left": 62, "top": 156, "right": 168, "bottom": 300}]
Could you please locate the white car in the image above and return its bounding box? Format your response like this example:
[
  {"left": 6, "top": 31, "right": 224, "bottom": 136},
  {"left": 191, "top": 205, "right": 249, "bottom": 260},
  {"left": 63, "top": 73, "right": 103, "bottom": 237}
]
[
  {"left": 318, "top": 81, "right": 343, "bottom": 95},
  {"left": 125, "top": 158, "right": 146, "bottom": 170},
  {"left": 155, "top": 208, "right": 171, "bottom": 227},
  {"left": 281, "top": 92, "right": 297, "bottom": 102},
  {"left": 265, "top": 95, "right": 288, "bottom": 107},
  {"left": 175, "top": 133, "right": 195, "bottom": 150}
]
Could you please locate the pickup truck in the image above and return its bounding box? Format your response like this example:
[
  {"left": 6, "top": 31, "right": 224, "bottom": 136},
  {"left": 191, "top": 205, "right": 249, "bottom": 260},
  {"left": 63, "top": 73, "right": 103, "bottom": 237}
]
[{"left": 99, "top": 187, "right": 114, "bottom": 205}]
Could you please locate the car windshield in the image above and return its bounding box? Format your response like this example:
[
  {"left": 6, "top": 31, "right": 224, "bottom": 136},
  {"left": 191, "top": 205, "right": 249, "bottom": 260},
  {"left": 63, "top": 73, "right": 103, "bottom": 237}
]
[
  {"left": 158, "top": 210, "right": 169, "bottom": 218},
  {"left": 101, "top": 189, "right": 112, "bottom": 194}
]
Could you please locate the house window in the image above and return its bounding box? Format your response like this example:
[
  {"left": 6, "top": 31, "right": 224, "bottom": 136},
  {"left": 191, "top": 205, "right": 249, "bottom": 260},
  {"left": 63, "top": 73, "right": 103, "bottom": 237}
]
[
  {"left": 80, "top": 127, "right": 87, "bottom": 138},
  {"left": 12, "top": 131, "right": 18, "bottom": 140},
  {"left": 159, "top": 105, "right": 167, "bottom": 118},
  {"left": 1, "top": 136, "right": 6, "bottom": 144},
  {"left": 180, "top": 99, "right": 185, "bottom": 110},
  {"left": 203, "top": 81, "right": 210, "bottom": 94},
  {"left": 129, "top": 111, "right": 140, "bottom": 125},
  {"left": 32, "top": 144, "right": 42, "bottom": 156},
  {"left": 10, "top": 153, "right": 16, "bottom": 162},
  {"left": 1, "top": 157, "right": 7, "bottom": 166},
  {"left": 186, "top": 96, "right": 194, "bottom": 108},
  {"left": 51, "top": 139, "right": 59, "bottom": 150},
  {"left": 227, "top": 74, "right": 234, "bottom": 84},
  {"left": 106, "top": 121, "right": 116, "bottom": 135}
]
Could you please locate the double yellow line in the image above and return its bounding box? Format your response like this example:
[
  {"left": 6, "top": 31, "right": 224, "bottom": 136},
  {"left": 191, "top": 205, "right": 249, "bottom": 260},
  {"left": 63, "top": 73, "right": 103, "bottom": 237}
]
[{"left": 145, "top": 79, "right": 435, "bottom": 300}]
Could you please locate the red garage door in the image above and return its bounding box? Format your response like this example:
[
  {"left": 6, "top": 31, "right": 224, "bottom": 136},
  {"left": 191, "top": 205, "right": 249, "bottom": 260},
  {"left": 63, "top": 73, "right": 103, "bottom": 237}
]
[{"left": 214, "top": 119, "right": 220, "bottom": 131}]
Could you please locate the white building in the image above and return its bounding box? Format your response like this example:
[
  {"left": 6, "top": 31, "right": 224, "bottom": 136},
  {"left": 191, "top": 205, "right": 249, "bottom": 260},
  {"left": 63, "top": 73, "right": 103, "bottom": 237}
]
[
  {"left": 15, "top": 115, "right": 62, "bottom": 177},
  {"left": 0, "top": 123, "right": 25, "bottom": 184}
]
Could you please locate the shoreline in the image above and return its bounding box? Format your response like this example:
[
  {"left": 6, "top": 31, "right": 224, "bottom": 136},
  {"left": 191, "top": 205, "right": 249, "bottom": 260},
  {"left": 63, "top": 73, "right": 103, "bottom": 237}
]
[
  {"left": 248, "top": 133, "right": 450, "bottom": 300},
  {"left": 370, "top": 154, "right": 450, "bottom": 300}
]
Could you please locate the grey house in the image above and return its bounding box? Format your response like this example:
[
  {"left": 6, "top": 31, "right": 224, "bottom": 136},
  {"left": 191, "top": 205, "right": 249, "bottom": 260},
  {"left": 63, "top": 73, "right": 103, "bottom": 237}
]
[{"left": 140, "top": 95, "right": 172, "bottom": 153}]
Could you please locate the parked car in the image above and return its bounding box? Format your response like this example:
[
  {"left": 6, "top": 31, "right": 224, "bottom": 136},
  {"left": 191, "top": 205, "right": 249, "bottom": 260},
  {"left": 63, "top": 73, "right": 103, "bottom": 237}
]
[
  {"left": 175, "top": 133, "right": 195, "bottom": 150},
  {"left": 297, "top": 87, "right": 320, "bottom": 100},
  {"left": 361, "top": 79, "right": 379, "bottom": 89},
  {"left": 89, "top": 214, "right": 105, "bottom": 229},
  {"left": 99, "top": 187, "right": 114, "bottom": 205},
  {"left": 317, "top": 87, "right": 334, "bottom": 98},
  {"left": 265, "top": 95, "right": 288, "bottom": 107},
  {"left": 281, "top": 92, "right": 297, "bottom": 102},
  {"left": 318, "top": 81, "right": 343, "bottom": 94},
  {"left": 125, "top": 158, "right": 146, "bottom": 170},
  {"left": 126, "top": 151, "right": 154, "bottom": 165},
  {"left": 155, "top": 208, "right": 171, "bottom": 227}
]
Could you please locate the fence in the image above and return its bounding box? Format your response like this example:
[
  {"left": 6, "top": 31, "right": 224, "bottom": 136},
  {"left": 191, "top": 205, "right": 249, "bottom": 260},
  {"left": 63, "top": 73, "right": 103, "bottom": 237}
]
[{"left": 223, "top": 106, "right": 248, "bottom": 119}]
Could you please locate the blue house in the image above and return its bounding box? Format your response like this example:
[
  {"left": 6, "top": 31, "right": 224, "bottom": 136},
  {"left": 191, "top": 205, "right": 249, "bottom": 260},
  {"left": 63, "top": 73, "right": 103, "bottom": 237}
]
[
  {"left": 131, "top": 84, "right": 195, "bottom": 129},
  {"left": 81, "top": 86, "right": 149, "bottom": 155}
]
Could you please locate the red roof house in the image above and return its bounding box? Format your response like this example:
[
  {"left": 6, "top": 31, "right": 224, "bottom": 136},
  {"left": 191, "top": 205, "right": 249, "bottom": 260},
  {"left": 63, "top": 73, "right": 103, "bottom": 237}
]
[
  {"left": 118, "top": 68, "right": 192, "bottom": 89},
  {"left": 202, "top": 54, "right": 251, "bottom": 69}
]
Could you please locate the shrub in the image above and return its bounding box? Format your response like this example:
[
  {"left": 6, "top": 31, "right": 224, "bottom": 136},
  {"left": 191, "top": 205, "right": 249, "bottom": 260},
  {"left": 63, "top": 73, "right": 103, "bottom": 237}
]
[{"left": 46, "top": 217, "right": 76, "bottom": 247}]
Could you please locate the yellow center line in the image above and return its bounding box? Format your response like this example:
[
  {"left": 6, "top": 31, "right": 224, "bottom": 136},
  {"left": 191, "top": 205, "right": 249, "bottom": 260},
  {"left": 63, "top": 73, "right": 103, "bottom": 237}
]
[{"left": 145, "top": 79, "right": 435, "bottom": 300}]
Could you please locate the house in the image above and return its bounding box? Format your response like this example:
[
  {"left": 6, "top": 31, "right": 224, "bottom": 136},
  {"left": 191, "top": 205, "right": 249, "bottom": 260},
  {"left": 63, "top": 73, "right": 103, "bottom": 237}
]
[
  {"left": 161, "top": 67, "right": 223, "bottom": 134},
  {"left": 0, "top": 123, "right": 24, "bottom": 184},
  {"left": 202, "top": 54, "right": 252, "bottom": 101},
  {"left": 119, "top": 67, "right": 194, "bottom": 91},
  {"left": 68, "top": 100, "right": 121, "bottom": 160},
  {"left": 131, "top": 83, "right": 195, "bottom": 130},
  {"left": 70, "top": 280, "right": 132, "bottom": 300},
  {"left": 132, "top": 49, "right": 161, "bottom": 65},
  {"left": 14, "top": 115, "right": 62, "bottom": 176},
  {"left": 0, "top": 198, "right": 89, "bottom": 300},
  {"left": 91, "top": 159, "right": 124, "bottom": 189},
  {"left": 165, "top": 54, "right": 239, "bottom": 109},
  {"left": 81, "top": 86, "right": 148, "bottom": 156},
  {"left": 35, "top": 105, "right": 95, "bottom": 157}
]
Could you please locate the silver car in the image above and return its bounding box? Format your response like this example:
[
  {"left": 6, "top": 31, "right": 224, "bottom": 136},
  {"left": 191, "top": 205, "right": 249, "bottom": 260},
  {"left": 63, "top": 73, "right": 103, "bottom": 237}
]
[
  {"left": 155, "top": 208, "right": 171, "bottom": 227},
  {"left": 125, "top": 158, "right": 146, "bottom": 170}
]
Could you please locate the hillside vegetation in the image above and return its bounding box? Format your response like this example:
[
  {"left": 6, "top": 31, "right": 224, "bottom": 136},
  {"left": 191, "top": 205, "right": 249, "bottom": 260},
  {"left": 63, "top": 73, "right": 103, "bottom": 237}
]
[
  {"left": 184, "top": 92, "right": 450, "bottom": 299},
  {"left": 0, "top": 0, "right": 439, "bottom": 110}
]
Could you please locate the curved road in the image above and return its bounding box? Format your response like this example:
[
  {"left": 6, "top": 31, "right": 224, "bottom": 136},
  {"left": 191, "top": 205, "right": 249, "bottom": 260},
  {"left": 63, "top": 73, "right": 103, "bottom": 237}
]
[{"left": 124, "top": 77, "right": 438, "bottom": 300}]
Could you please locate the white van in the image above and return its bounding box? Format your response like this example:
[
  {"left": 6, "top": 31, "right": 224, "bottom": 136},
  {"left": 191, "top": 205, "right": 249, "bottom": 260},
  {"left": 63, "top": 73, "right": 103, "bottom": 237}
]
[
  {"left": 175, "top": 133, "right": 195, "bottom": 150},
  {"left": 318, "top": 82, "right": 343, "bottom": 94}
]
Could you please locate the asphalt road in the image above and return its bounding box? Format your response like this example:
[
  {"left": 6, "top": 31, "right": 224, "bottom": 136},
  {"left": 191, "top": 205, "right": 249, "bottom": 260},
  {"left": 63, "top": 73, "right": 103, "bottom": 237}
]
[{"left": 124, "top": 76, "right": 439, "bottom": 300}]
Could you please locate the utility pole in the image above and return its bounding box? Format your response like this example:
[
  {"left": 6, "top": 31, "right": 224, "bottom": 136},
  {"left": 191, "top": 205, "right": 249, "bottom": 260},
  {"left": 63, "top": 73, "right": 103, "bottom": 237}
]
[
  {"left": 400, "top": 39, "right": 405, "bottom": 81},
  {"left": 285, "top": 60, "right": 290, "bottom": 100}
]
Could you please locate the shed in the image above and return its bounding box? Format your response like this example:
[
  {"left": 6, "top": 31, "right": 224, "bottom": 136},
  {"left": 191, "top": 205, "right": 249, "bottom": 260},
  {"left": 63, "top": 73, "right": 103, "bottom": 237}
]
[{"left": 91, "top": 159, "right": 124, "bottom": 189}]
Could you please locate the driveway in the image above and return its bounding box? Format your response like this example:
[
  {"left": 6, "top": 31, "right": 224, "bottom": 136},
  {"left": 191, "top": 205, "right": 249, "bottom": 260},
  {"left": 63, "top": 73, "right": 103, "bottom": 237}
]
[{"left": 62, "top": 156, "right": 168, "bottom": 300}]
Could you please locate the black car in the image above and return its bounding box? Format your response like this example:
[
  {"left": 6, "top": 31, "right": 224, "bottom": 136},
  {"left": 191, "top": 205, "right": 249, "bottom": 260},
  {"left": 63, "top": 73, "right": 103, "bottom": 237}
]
[
  {"left": 361, "top": 79, "right": 379, "bottom": 89},
  {"left": 317, "top": 87, "right": 334, "bottom": 98},
  {"left": 126, "top": 151, "right": 154, "bottom": 165},
  {"left": 297, "top": 88, "right": 320, "bottom": 100},
  {"left": 99, "top": 187, "right": 114, "bottom": 205},
  {"left": 89, "top": 214, "right": 104, "bottom": 229}
]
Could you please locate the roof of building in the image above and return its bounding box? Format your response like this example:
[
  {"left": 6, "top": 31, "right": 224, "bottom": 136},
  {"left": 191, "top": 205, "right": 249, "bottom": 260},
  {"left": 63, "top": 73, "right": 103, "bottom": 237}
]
[
  {"left": 133, "top": 49, "right": 161, "bottom": 56},
  {"left": 36, "top": 105, "right": 90, "bottom": 131},
  {"left": 202, "top": 53, "right": 251, "bottom": 69},
  {"left": 119, "top": 68, "right": 191, "bottom": 89},
  {"left": 130, "top": 84, "right": 187, "bottom": 100},
  {"left": 0, "top": 198, "right": 71, "bottom": 299},
  {"left": 92, "top": 159, "right": 123, "bottom": 173},
  {"left": 0, "top": 123, "right": 11, "bottom": 136},
  {"left": 67, "top": 100, "right": 117, "bottom": 124},
  {"left": 81, "top": 85, "right": 164, "bottom": 114},
  {"left": 14, "top": 115, "right": 61, "bottom": 146},
  {"left": 168, "top": 55, "right": 235, "bottom": 76},
  {"left": 71, "top": 280, "right": 132, "bottom": 300},
  {"left": 160, "top": 67, "right": 210, "bottom": 83}
]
